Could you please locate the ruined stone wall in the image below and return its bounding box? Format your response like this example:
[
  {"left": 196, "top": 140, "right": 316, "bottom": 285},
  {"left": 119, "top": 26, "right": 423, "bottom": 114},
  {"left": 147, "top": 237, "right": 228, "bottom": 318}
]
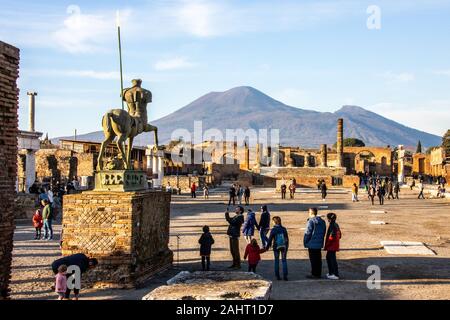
[
  {"left": 74, "top": 152, "right": 95, "bottom": 177},
  {"left": 62, "top": 190, "right": 173, "bottom": 288},
  {"left": 343, "top": 175, "right": 361, "bottom": 188},
  {"left": 0, "top": 41, "right": 19, "bottom": 299},
  {"left": 211, "top": 163, "right": 241, "bottom": 185},
  {"left": 162, "top": 175, "right": 211, "bottom": 192},
  {"left": 412, "top": 153, "right": 431, "bottom": 175},
  {"left": 36, "top": 148, "right": 94, "bottom": 181},
  {"left": 263, "top": 167, "right": 345, "bottom": 189},
  {"left": 14, "top": 194, "right": 39, "bottom": 219}
]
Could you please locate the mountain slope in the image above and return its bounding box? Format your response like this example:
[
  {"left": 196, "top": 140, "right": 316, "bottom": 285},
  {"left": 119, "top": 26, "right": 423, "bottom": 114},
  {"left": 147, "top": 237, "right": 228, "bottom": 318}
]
[{"left": 58, "top": 86, "right": 441, "bottom": 148}]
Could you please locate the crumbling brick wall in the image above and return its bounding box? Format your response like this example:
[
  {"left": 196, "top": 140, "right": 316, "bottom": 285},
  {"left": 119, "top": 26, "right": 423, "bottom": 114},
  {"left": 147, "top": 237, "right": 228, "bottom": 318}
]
[
  {"left": 0, "top": 41, "right": 19, "bottom": 299},
  {"left": 35, "top": 149, "right": 94, "bottom": 182}
]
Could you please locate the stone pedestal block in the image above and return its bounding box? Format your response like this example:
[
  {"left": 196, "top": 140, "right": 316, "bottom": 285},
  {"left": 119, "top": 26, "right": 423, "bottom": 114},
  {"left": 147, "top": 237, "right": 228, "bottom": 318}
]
[{"left": 62, "top": 190, "right": 173, "bottom": 288}]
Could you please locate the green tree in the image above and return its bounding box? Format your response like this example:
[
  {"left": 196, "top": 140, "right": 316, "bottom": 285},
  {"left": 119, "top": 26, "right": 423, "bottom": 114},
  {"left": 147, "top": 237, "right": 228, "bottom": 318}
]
[
  {"left": 333, "top": 138, "right": 365, "bottom": 148},
  {"left": 416, "top": 140, "right": 422, "bottom": 154}
]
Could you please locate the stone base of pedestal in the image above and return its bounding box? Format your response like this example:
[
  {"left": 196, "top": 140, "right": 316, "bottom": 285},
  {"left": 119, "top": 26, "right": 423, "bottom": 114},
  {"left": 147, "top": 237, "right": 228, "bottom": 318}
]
[
  {"left": 62, "top": 190, "right": 172, "bottom": 288},
  {"left": 143, "top": 271, "right": 272, "bottom": 300}
]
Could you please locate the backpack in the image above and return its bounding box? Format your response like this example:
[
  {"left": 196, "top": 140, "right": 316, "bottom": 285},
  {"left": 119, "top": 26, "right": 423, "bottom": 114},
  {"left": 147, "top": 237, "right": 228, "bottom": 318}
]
[
  {"left": 274, "top": 230, "right": 287, "bottom": 249},
  {"left": 47, "top": 205, "right": 54, "bottom": 220}
]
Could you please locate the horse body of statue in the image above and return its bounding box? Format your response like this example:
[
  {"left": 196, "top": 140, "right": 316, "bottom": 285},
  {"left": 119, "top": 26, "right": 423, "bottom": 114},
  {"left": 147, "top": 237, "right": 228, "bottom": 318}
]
[{"left": 97, "top": 79, "right": 158, "bottom": 171}]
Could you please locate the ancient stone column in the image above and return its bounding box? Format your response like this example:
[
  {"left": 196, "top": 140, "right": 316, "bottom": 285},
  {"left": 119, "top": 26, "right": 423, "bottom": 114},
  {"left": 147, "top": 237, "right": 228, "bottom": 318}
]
[
  {"left": 27, "top": 92, "right": 37, "bottom": 132},
  {"left": 304, "top": 153, "right": 310, "bottom": 167},
  {"left": 336, "top": 118, "right": 344, "bottom": 167},
  {"left": 271, "top": 144, "right": 280, "bottom": 167},
  {"left": 25, "top": 150, "right": 36, "bottom": 192},
  {"left": 320, "top": 144, "right": 328, "bottom": 167},
  {"left": 146, "top": 153, "right": 153, "bottom": 171},
  {"left": 157, "top": 153, "right": 164, "bottom": 186},
  {"left": 255, "top": 143, "right": 261, "bottom": 168}
]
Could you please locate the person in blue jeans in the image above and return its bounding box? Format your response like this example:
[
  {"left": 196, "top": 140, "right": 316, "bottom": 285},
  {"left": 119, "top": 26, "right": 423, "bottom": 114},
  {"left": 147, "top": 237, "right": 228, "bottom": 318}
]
[
  {"left": 303, "top": 207, "right": 326, "bottom": 278},
  {"left": 42, "top": 199, "right": 54, "bottom": 240},
  {"left": 258, "top": 205, "right": 271, "bottom": 248},
  {"left": 265, "top": 216, "right": 289, "bottom": 281}
]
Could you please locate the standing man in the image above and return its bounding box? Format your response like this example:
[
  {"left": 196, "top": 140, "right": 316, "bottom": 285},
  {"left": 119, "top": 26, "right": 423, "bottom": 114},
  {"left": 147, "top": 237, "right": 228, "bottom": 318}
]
[
  {"left": 288, "top": 182, "right": 296, "bottom": 199},
  {"left": 42, "top": 199, "right": 54, "bottom": 240},
  {"left": 237, "top": 185, "right": 244, "bottom": 205},
  {"left": 244, "top": 186, "right": 251, "bottom": 206},
  {"left": 280, "top": 182, "right": 287, "bottom": 200},
  {"left": 394, "top": 181, "right": 400, "bottom": 199},
  {"left": 228, "top": 185, "right": 236, "bottom": 206},
  {"left": 418, "top": 181, "right": 425, "bottom": 199},
  {"left": 303, "top": 208, "right": 326, "bottom": 279},
  {"left": 258, "top": 205, "right": 271, "bottom": 248},
  {"left": 386, "top": 179, "right": 394, "bottom": 200},
  {"left": 266, "top": 216, "right": 289, "bottom": 281},
  {"left": 320, "top": 180, "right": 327, "bottom": 201},
  {"left": 225, "top": 206, "right": 245, "bottom": 269}
]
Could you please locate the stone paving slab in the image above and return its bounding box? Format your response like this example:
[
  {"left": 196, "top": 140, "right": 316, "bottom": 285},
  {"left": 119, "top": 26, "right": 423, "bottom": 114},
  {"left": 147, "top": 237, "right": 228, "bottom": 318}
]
[
  {"left": 143, "top": 271, "right": 272, "bottom": 300},
  {"left": 380, "top": 241, "right": 436, "bottom": 255},
  {"left": 370, "top": 221, "right": 387, "bottom": 225}
]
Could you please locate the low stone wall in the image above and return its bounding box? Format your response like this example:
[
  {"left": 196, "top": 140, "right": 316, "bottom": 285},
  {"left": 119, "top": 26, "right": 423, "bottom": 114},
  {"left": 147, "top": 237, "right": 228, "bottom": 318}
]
[
  {"left": 343, "top": 175, "right": 360, "bottom": 188},
  {"left": 62, "top": 190, "right": 173, "bottom": 288},
  {"left": 162, "top": 175, "right": 213, "bottom": 192},
  {"left": 14, "top": 193, "right": 39, "bottom": 219}
]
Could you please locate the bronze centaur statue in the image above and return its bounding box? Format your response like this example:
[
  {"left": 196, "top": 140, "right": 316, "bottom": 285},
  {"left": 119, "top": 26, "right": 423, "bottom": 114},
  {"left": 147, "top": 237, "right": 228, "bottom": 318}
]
[{"left": 97, "top": 79, "right": 158, "bottom": 170}]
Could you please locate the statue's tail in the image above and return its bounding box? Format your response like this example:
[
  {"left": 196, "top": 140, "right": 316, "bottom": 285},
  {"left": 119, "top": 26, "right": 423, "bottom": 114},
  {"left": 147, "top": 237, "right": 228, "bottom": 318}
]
[{"left": 103, "top": 112, "right": 113, "bottom": 133}]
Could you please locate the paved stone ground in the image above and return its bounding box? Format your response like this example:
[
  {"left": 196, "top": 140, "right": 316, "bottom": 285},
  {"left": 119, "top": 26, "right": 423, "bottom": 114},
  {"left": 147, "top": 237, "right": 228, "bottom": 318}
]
[{"left": 10, "top": 187, "right": 450, "bottom": 300}]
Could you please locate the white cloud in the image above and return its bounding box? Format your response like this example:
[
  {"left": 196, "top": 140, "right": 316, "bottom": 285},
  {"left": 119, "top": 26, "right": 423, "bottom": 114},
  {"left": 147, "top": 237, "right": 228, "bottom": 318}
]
[
  {"left": 50, "top": 6, "right": 132, "bottom": 54},
  {"left": 433, "top": 69, "right": 450, "bottom": 76},
  {"left": 367, "top": 101, "right": 450, "bottom": 136},
  {"left": 154, "top": 57, "right": 194, "bottom": 71},
  {"left": 175, "top": 0, "right": 221, "bottom": 37},
  {"left": 381, "top": 71, "right": 415, "bottom": 83}
]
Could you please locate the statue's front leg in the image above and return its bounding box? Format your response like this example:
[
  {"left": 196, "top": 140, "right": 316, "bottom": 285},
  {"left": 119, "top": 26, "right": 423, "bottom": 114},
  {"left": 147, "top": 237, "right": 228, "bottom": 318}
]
[{"left": 145, "top": 124, "right": 159, "bottom": 150}]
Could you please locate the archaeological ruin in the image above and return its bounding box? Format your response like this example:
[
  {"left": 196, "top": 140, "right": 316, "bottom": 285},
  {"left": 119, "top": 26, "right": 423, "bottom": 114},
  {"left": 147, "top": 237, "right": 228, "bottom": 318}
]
[{"left": 0, "top": 41, "right": 20, "bottom": 299}]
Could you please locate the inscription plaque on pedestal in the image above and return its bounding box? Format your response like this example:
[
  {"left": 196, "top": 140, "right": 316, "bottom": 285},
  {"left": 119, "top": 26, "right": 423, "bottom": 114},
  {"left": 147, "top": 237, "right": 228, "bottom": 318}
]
[{"left": 94, "top": 170, "right": 148, "bottom": 191}]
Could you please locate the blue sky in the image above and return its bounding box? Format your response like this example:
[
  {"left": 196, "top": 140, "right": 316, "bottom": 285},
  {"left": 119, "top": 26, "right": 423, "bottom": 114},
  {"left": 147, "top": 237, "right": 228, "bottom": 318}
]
[{"left": 1, "top": 0, "right": 449, "bottom": 139}]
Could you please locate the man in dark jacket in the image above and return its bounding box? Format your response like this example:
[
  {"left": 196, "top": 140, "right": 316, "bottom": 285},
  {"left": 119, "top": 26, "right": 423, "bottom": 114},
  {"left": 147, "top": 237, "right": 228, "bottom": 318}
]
[
  {"left": 225, "top": 206, "right": 245, "bottom": 269},
  {"left": 266, "top": 216, "right": 289, "bottom": 281},
  {"left": 228, "top": 185, "right": 236, "bottom": 206},
  {"left": 303, "top": 207, "right": 326, "bottom": 278},
  {"left": 51, "top": 253, "right": 98, "bottom": 300},
  {"left": 258, "top": 205, "right": 271, "bottom": 248}
]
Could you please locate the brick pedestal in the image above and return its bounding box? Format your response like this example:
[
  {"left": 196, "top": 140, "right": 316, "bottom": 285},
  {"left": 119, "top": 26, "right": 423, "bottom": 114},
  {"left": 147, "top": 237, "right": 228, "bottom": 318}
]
[{"left": 62, "top": 190, "right": 173, "bottom": 288}]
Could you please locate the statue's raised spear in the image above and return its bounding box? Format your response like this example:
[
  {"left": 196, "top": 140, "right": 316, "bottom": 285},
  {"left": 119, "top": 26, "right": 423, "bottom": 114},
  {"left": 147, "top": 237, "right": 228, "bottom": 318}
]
[{"left": 116, "top": 10, "right": 124, "bottom": 110}]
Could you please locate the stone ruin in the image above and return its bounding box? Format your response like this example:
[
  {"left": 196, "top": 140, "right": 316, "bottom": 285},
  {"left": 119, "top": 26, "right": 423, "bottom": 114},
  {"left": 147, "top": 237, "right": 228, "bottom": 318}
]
[{"left": 143, "top": 271, "right": 272, "bottom": 300}]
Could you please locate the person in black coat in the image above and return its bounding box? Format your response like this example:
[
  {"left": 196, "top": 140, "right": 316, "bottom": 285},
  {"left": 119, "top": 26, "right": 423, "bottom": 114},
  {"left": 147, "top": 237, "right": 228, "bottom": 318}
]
[
  {"left": 228, "top": 185, "right": 236, "bottom": 206},
  {"left": 198, "top": 226, "right": 215, "bottom": 271},
  {"left": 258, "top": 205, "right": 271, "bottom": 248},
  {"left": 51, "top": 253, "right": 98, "bottom": 300},
  {"left": 225, "top": 206, "right": 245, "bottom": 269}
]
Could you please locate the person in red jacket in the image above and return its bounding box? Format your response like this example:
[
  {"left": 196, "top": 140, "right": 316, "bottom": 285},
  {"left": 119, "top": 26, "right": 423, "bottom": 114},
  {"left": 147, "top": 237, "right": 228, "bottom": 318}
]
[
  {"left": 191, "top": 183, "right": 197, "bottom": 198},
  {"left": 324, "top": 213, "right": 342, "bottom": 280},
  {"left": 32, "top": 209, "right": 43, "bottom": 240},
  {"left": 244, "top": 238, "right": 266, "bottom": 272}
]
